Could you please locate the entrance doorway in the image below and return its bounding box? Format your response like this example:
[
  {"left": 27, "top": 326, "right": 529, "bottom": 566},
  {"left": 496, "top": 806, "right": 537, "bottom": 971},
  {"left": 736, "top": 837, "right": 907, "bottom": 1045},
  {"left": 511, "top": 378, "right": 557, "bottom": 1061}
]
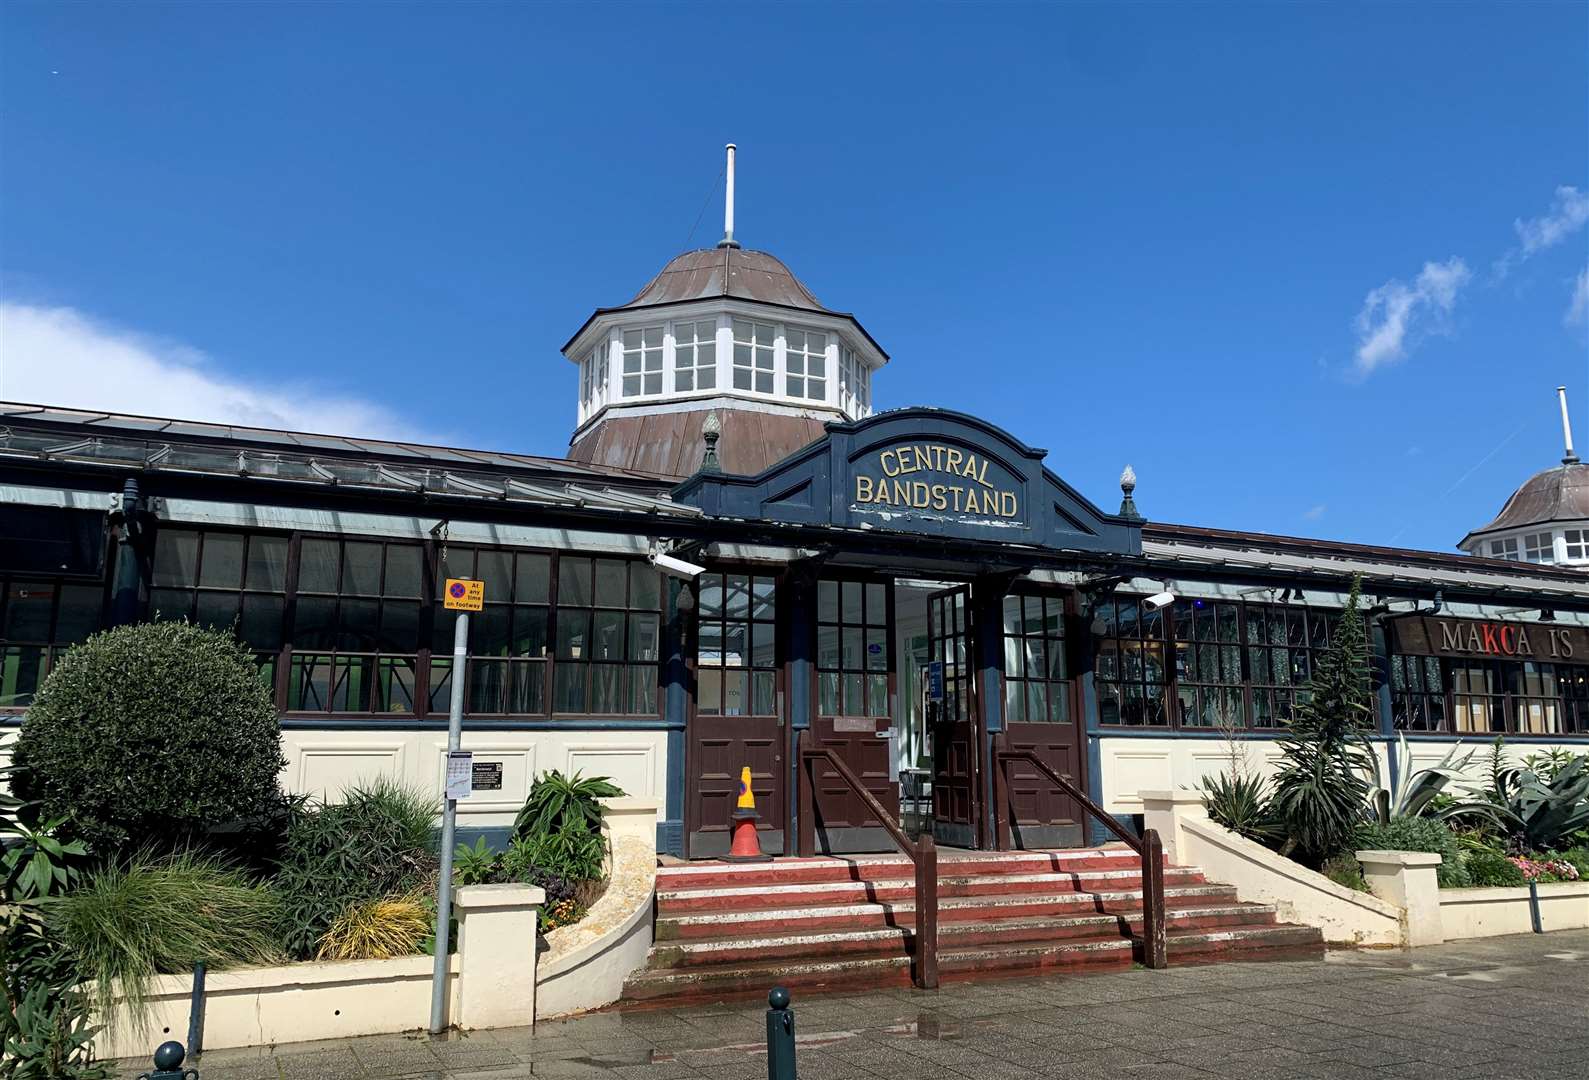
[
  {"left": 686, "top": 571, "right": 785, "bottom": 857},
  {"left": 926, "top": 585, "right": 980, "bottom": 848}
]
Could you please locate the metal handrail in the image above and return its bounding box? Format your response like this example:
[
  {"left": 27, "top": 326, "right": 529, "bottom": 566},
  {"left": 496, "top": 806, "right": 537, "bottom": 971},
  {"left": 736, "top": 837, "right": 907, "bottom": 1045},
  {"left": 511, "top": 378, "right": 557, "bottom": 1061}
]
[
  {"left": 994, "top": 745, "right": 1167, "bottom": 969},
  {"left": 797, "top": 731, "right": 938, "bottom": 989}
]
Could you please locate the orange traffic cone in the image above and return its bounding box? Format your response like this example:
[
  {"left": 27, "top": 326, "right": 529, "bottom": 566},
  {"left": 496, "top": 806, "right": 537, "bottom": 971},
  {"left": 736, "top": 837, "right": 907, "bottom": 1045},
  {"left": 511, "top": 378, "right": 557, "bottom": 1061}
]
[{"left": 724, "top": 765, "right": 771, "bottom": 862}]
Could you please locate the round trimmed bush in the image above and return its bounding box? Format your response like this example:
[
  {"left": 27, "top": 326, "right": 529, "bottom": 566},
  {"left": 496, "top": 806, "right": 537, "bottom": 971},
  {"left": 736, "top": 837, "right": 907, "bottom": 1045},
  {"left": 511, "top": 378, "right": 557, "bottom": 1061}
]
[{"left": 13, "top": 621, "right": 287, "bottom": 853}]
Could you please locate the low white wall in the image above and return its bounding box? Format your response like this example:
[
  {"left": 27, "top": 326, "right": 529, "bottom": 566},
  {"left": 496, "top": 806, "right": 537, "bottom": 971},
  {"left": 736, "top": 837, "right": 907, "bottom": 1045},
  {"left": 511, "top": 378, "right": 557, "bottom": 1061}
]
[
  {"left": 96, "top": 956, "right": 457, "bottom": 1060},
  {"left": 536, "top": 797, "right": 659, "bottom": 1019},
  {"left": 1441, "top": 883, "right": 1589, "bottom": 940},
  {"left": 281, "top": 727, "right": 669, "bottom": 830},
  {"left": 1142, "top": 791, "right": 1403, "bottom": 946}
]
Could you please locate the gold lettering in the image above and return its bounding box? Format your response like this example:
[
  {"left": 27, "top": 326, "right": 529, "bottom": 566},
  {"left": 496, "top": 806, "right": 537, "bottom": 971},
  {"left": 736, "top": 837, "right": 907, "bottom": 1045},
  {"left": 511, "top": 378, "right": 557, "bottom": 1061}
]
[
  {"left": 856, "top": 475, "right": 874, "bottom": 503},
  {"left": 1439, "top": 622, "right": 1462, "bottom": 652},
  {"left": 893, "top": 479, "right": 910, "bottom": 505},
  {"left": 1516, "top": 628, "right": 1532, "bottom": 656},
  {"left": 1465, "top": 625, "right": 1483, "bottom": 652},
  {"left": 999, "top": 492, "right": 1017, "bottom": 517},
  {"left": 911, "top": 481, "right": 929, "bottom": 507},
  {"left": 1558, "top": 628, "right": 1575, "bottom": 659},
  {"left": 960, "top": 454, "right": 978, "bottom": 479},
  {"left": 975, "top": 458, "right": 990, "bottom": 487},
  {"left": 874, "top": 478, "right": 892, "bottom": 505},
  {"left": 931, "top": 484, "right": 948, "bottom": 510},
  {"left": 945, "top": 448, "right": 963, "bottom": 475},
  {"left": 880, "top": 450, "right": 900, "bottom": 478}
]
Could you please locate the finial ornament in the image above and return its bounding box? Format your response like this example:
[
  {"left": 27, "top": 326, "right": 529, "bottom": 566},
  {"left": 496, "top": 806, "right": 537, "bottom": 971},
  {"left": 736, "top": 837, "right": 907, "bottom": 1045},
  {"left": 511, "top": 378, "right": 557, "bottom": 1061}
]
[
  {"left": 700, "top": 410, "right": 723, "bottom": 474},
  {"left": 1118, "top": 464, "right": 1143, "bottom": 522},
  {"left": 718, "top": 144, "right": 740, "bottom": 249},
  {"left": 1559, "top": 386, "right": 1579, "bottom": 464}
]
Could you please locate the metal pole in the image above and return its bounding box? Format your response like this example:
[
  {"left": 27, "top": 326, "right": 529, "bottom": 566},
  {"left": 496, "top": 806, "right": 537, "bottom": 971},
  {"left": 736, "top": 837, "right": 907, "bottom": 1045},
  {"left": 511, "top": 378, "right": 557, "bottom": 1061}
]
[
  {"left": 186, "top": 961, "right": 206, "bottom": 1059},
  {"left": 1528, "top": 879, "right": 1543, "bottom": 933},
  {"left": 429, "top": 611, "right": 469, "bottom": 1034},
  {"left": 765, "top": 986, "right": 796, "bottom": 1080}
]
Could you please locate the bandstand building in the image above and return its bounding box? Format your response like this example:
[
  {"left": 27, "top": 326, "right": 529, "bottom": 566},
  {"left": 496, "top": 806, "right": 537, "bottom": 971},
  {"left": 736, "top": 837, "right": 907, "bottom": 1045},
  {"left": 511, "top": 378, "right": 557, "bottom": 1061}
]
[{"left": 2, "top": 163, "right": 1586, "bottom": 860}]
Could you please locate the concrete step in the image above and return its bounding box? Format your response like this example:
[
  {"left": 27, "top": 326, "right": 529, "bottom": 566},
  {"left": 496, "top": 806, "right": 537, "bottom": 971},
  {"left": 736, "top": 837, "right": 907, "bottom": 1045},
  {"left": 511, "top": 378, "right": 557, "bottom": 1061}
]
[
  {"left": 654, "top": 847, "right": 1158, "bottom": 891},
  {"left": 655, "top": 884, "right": 1245, "bottom": 940},
  {"left": 649, "top": 903, "right": 1281, "bottom": 968},
  {"left": 656, "top": 866, "right": 1207, "bottom": 914}
]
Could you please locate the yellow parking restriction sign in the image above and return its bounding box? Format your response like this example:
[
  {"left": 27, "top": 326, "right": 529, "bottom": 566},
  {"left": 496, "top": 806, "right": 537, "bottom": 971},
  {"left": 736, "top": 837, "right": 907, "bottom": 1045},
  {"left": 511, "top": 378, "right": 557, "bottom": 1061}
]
[{"left": 443, "top": 578, "right": 485, "bottom": 611}]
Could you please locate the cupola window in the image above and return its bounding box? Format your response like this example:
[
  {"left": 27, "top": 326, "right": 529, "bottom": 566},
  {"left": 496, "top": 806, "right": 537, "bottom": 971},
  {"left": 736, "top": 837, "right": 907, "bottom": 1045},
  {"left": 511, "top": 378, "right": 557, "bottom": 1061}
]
[
  {"left": 1489, "top": 537, "right": 1519, "bottom": 560},
  {"left": 732, "top": 319, "right": 774, "bottom": 394},
  {"left": 621, "top": 327, "right": 664, "bottom": 398},
  {"left": 839, "top": 345, "right": 870, "bottom": 416},
  {"left": 673, "top": 319, "right": 717, "bottom": 392},
  {"left": 1565, "top": 529, "right": 1588, "bottom": 560},
  {"left": 1523, "top": 531, "right": 1555, "bottom": 563},
  {"left": 785, "top": 328, "right": 827, "bottom": 401}
]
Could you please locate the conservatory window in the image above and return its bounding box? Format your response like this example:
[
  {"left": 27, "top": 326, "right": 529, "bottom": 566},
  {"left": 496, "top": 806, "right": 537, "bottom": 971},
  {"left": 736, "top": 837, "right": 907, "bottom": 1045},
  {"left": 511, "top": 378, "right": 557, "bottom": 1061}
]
[
  {"left": 621, "top": 327, "right": 664, "bottom": 397},
  {"left": 589, "top": 345, "right": 608, "bottom": 406},
  {"left": 857, "top": 364, "right": 870, "bottom": 411},
  {"left": 732, "top": 319, "right": 774, "bottom": 393},
  {"left": 580, "top": 356, "right": 592, "bottom": 406},
  {"left": 1489, "top": 537, "right": 1519, "bottom": 560},
  {"left": 1565, "top": 529, "right": 1588, "bottom": 560},
  {"left": 1523, "top": 531, "right": 1555, "bottom": 564},
  {"left": 786, "top": 329, "right": 827, "bottom": 401},
  {"left": 673, "top": 319, "right": 717, "bottom": 392}
]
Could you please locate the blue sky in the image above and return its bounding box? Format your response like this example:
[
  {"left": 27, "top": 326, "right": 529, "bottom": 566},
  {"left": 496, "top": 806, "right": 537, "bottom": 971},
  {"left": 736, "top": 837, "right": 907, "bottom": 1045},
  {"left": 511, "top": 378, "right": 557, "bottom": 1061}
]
[{"left": 2, "top": 2, "right": 1585, "bottom": 554}]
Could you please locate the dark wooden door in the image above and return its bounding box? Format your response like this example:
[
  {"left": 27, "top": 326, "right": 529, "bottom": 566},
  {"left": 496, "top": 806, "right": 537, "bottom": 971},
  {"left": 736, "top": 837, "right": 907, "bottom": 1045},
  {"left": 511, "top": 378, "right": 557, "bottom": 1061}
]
[
  {"left": 999, "top": 592, "right": 1086, "bottom": 848},
  {"left": 929, "top": 585, "right": 980, "bottom": 849},
  {"left": 810, "top": 577, "right": 898, "bottom": 853},
  {"left": 686, "top": 571, "right": 785, "bottom": 857}
]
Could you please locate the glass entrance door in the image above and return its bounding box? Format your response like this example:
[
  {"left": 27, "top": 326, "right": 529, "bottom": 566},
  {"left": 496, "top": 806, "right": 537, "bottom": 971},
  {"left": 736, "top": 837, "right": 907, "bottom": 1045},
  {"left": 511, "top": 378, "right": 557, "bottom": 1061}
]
[{"left": 928, "top": 585, "right": 980, "bottom": 848}]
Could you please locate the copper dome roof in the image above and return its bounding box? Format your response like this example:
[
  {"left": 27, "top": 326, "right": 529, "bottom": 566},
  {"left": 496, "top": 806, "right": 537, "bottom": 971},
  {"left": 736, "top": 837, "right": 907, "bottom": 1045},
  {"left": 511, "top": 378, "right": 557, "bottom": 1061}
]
[
  {"left": 1462, "top": 460, "right": 1589, "bottom": 542},
  {"left": 562, "top": 246, "right": 887, "bottom": 359}
]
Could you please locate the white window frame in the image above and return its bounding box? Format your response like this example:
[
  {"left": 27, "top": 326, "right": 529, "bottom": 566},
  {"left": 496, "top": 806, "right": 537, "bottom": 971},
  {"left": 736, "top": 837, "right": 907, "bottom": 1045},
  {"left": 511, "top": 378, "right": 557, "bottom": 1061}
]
[
  {"left": 1522, "top": 531, "right": 1555, "bottom": 564},
  {"left": 671, "top": 317, "right": 718, "bottom": 393},
  {"left": 784, "top": 326, "right": 829, "bottom": 403},
  {"left": 1563, "top": 528, "right": 1588, "bottom": 561},
  {"left": 732, "top": 318, "right": 776, "bottom": 395},
  {"left": 621, "top": 326, "right": 665, "bottom": 398},
  {"left": 1489, "top": 537, "right": 1520, "bottom": 560}
]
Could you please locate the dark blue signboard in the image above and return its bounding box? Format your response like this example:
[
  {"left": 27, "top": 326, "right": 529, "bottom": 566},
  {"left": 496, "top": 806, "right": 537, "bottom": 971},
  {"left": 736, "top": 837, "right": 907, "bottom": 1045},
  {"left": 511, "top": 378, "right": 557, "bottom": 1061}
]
[
  {"left": 673, "top": 408, "right": 1141, "bottom": 556},
  {"left": 926, "top": 660, "right": 944, "bottom": 701}
]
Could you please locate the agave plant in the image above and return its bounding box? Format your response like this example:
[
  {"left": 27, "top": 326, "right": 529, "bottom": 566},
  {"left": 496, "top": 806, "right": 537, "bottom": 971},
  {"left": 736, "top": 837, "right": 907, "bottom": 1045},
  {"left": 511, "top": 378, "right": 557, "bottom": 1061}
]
[
  {"left": 1366, "top": 735, "right": 1499, "bottom": 826},
  {"left": 1489, "top": 755, "right": 1589, "bottom": 852}
]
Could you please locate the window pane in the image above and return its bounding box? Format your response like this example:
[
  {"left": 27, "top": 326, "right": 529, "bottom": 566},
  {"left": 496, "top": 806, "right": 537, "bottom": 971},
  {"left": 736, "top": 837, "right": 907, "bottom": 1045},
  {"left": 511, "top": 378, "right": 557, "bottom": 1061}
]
[
  {"left": 198, "top": 533, "right": 244, "bottom": 589},
  {"left": 0, "top": 645, "right": 46, "bottom": 707},
  {"left": 557, "top": 609, "right": 589, "bottom": 659},
  {"left": 293, "top": 596, "right": 337, "bottom": 648},
  {"left": 868, "top": 674, "right": 888, "bottom": 717},
  {"left": 725, "top": 574, "right": 751, "bottom": 618},
  {"left": 510, "top": 661, "right": 545, "bottom": 713},
  {"left": 289, "top": 654, "right": 332, "bottom": 711},
  {"left": 698, "top": 578, "right": 724, "bottom": 619},
  {"left": 299, "top": 538, "right": 340, "bottom": 592},
  {"left": 240, "top": 594, "right": 285, "bottom": 651},
  {"left": 337, "top": 598, "right": 379, "bottom": 651},
  {"left": 699, "top": 669, "right": 724, "bottom": 716},
  {"left": 592, "top": 560, "right": 628, "bottom": 607},
  {"left": 554, "top": 663, "right": 586, "bottom": 712},
  {"left": 195, "top": 591, "right": 239, "bottom": 633},
  {"left": 628, "top": 664, "right": 657, "bottom": 715},
  {"left": 818, "top": 580, "right": 839, "bottom": 622},
  {"left": 385, "top": 546, "right": 423, "bottom": 598},
  {"left": 475, "top": 551, "right": 511, "bottom": 599},
  {"left": 469, "top": 659, "right": 506, "bottom": 713},
  {"left": 513, "top": 607, "right": 550, "bottom": 657},
  {"left": 751, "top": 623, "right": 776, "bottom": 669},
  {"left": 842, "top": 581, "right": 863, "bottom": 623},
  {"left": 561, "top": 560, "right": 592, "bottom": 607},
  {"left": 1005, "top": 679, "right": 1025, "bottom": 723},
  {"left": 629, "top": 612, "right": 660, "bottom": 662},
  {"left": 54, "top": 584, "right": 103, "bottom": 644},
  {"left": 844, "top": 673, "right": 864, "bottom": 716},
  {"left": 343, "top": 542, "right": 382, "bottom": 595},
  {"left": 591, "top": 663, "right": 622, "bottom": 713},
  {"left": 246, "top": 536, "right": 289, "bottom": 591},
  {"left": 630, "top": 563, "right": 660, "bottom": 611},
  {"left": 816, "top": 625, "right": 839, "bottom": 669},
  {"left": 592, "top": 610, "right": 625, "bottom": 661},
  {"left": 378, "top": 600, "right": 422, "bottom": 653},
  {"left": 148, "top": 587, "right": 193, "bottom": 624},
  {"left": 865, "top": 583, "right": 886, "bottom": 625},
  {"left": 153, "top": 531, "right": 200, "bottom": 586},
  {"left": 752, "top": 671, "right": 775, "bottom": 716},
  {"left": 376, "top": 657, "right": 418, "bottom": 714},
  {"left": 516, "top": 554, "right": 551, "bottom": 604},
  {"left": 724, "top": 621, "right": 749, "bottom": 667},
  {"left": 427, "top": 658, "right": 453, "bottom": 713},
  {"left": 819, "top": 671, "right": 839, "bottom": 715}
]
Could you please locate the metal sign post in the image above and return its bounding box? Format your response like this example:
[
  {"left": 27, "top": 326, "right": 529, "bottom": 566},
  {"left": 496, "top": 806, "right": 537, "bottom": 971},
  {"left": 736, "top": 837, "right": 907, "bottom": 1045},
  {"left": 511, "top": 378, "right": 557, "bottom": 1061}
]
[{"left": 430, "top": 578, "right": 482, "bottom": 1034}]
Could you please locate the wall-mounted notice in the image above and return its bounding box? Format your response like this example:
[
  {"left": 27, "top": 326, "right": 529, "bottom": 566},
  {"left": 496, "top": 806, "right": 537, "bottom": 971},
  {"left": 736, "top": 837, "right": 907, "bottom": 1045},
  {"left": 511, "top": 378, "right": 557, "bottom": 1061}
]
[
  {"left": 471, "top": 760, "right": 504, "bottom": 792},
  {"left": 445, "top": 750, "right": 474, "bottom": 801}
]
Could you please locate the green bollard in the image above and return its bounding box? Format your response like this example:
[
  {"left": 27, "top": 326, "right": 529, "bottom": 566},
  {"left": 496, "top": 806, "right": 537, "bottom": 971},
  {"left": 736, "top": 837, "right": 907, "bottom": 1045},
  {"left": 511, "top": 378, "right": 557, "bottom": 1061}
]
[
  {"left": 766, "top": 986, "right": 796, "bottom": 1080},
  {"left": 138, "top": 1041, "right": 200, "bottom": 1079}
]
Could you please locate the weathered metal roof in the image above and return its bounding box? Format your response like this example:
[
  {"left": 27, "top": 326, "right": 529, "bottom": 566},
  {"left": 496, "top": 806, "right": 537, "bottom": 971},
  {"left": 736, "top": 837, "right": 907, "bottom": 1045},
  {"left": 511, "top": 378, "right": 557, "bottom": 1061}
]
[
  {"left": 562, "top": 247, "right": 888, "bottom": 359},
  {"left": 568, "top": 406, "right": 830, "bottom": 478},
  {"left": 1462, "top": 460, "right": 1589, "bottom": 542}
]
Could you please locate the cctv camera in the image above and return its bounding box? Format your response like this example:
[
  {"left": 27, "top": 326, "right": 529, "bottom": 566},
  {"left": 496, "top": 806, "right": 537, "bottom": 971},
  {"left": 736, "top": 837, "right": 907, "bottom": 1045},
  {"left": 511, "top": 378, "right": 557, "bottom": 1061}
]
[
  {"left": 1144, "top": 591, "right": 1175, "bottom": 610},
  {"left": 649, "top": 551, "right": 707, "bottom": 579}
]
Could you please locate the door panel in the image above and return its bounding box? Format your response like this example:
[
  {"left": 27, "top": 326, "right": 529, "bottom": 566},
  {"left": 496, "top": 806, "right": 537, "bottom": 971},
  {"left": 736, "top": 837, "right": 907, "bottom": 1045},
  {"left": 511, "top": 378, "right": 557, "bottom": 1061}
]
[
  {"left": 929, "top": 585, "right": 979, "bottom": 848},
  {"left": 1000, "top": 593, "right": 1086, "bottom": 848},
  {"left": 810, "top": 578, "right": 897, "bottom": 853},
  {"left": 687, "top": 572, "right": 785, "bottom": 857}
]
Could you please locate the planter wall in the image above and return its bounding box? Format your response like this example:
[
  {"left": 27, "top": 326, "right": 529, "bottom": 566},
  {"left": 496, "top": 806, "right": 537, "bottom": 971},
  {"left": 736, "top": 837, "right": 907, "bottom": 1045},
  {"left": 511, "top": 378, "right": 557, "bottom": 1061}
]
[{"left": 1440, "top": 882, "right": 1589, "bottom": 940}]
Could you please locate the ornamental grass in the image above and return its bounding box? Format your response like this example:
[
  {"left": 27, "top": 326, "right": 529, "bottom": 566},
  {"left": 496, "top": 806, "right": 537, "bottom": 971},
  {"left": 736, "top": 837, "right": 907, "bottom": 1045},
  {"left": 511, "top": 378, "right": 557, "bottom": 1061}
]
[{"left": 315, "top": 892, "right": 433, "bottom": 961}]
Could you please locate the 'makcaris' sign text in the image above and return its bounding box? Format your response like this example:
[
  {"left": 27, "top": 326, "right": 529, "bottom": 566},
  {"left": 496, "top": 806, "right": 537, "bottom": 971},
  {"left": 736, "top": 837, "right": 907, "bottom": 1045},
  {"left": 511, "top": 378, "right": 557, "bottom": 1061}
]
[
  {"left": 1391, "top": 616, "right": 1585, "bottom": 662},
  {"left": 852, "top": 442, "right": 1020, "bottom": 520}
]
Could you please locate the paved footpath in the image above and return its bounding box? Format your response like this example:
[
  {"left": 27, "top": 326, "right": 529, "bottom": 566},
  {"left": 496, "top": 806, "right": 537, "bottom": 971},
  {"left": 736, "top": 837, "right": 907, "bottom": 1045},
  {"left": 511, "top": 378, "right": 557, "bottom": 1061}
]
[{"left": 118, "top": 931, "right": 1588, "bottom": 1080}]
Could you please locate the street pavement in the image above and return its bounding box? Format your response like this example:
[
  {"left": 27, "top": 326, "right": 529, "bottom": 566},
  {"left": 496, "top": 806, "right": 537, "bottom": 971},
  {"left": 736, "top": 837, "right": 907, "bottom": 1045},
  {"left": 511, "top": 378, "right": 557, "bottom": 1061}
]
[{"left": 116, "top": 931, "right": 1589, "bottom": 1080}]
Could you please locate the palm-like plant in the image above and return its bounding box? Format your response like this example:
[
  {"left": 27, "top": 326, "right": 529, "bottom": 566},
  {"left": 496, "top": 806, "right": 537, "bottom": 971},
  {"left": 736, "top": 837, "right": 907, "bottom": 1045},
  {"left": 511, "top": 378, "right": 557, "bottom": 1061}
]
[
  {"left": 1366, "top": 735, "right": 1498, "bottom": 825},
  {"left": 512, "top": 770, "right": 623, "bottom": 841},
  {"left": 1269, "top": 576, "right": 1374, "bottom": 865}
]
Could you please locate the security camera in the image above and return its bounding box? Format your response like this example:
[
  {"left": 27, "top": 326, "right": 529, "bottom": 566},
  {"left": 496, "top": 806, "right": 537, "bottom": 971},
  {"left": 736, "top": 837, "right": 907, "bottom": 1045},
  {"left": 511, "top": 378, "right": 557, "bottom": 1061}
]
[
  {"left": 649, "top": 550, "right": 707, "bottom": 580},
  {"left": 1144, "top": 591, "right": 1176, "bottom": 610}
]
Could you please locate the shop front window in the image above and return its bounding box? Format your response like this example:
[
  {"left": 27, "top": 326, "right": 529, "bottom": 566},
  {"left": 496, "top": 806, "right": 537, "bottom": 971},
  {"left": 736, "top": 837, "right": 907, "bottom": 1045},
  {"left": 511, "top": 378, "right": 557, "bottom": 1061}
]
[
  {"left": 1174, "top": 600, "right": 1243, "bottom": 728},
  {"left": 0, "top": 576, "right": 106, "bottom": 708},
  {"left": 1395, "top": 654, "right": 1588, "bottom": 736},
  {"left": 548, "top": 556, "right": 661, "bottom": 717},
  {"left": 151, "top": 527, "right": 286, "bottom": 690},
  {"left": 817, "top": 579, "right": 889, "bottom": 718},
  {"left": 1094, "top": 598, "right": 1168, "bottom": 727},
  {"left": 430, "top": 547, "right": 552, "bottom": 716}
]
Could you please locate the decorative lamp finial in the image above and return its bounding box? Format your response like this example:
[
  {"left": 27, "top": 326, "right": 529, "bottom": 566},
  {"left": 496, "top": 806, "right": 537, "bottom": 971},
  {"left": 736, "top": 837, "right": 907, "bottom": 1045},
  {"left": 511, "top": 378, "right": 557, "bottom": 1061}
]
[
  {"left": 1118, "top": 464, "right": 1143, "bottom": 522},
  {"left": 1559, "top": 386, "right": 1579, "bottom": 465},
  {"left": 699, "top": 410, "right": 723, "bottom": 474}
]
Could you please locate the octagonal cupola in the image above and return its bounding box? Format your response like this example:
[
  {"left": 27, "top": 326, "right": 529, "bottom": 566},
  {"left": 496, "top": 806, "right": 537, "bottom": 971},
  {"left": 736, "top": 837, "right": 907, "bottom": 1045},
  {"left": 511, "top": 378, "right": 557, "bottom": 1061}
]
[
  {"left": 1459, "top": 387, "right": 1589, "bottom": 569},
  {"left": 561, "top": 145, "right": 889, "bottom": 477}
]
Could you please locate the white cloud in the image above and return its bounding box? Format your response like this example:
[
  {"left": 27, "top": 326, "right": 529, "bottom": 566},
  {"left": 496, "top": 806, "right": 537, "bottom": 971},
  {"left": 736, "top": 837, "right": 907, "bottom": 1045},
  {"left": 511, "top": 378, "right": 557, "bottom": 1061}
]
[
  {"left": 1302, "top": 504, "right": 1326, "bottom": 522},
  {"left": 1353, "top": 257, "right": 1471, "bottom": 374},
  {"left": 0, "top": 302, "right": 432, "bottom": 441},
  {"left": 1495, "top": 185, "right": 1589, "bottom": 280},
  {"left": 1567, "top": 266, "right": 1589, "bottom": 328}
]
